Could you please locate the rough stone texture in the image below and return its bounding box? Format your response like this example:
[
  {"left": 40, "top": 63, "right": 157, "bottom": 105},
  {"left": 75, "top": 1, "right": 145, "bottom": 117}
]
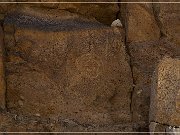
[
  {"left": 0, "top": 111, "right": 133, "bottom": 132},
  {"left": 129, "top": 39, "right": 180, "bottom": 129},
  {"left": 5, "top": 0, "right": 119, "bottom": 26},
  {"left": 120, "top": 1, "right": 180, "bottom": 131},
  {"left": 0, "top": 25, "right": 6, "bottom": 109},
  {"left": 119, "top": 2, "right": 162, "bottom": 130},
  {"left": 153, "top": 0, "right": 180, "bottom": 45},
  {"left": 57, "top": 0, "right": 119, "bottom": 25},
  {"left": 150, "top": 57, "right": 180, "bottom": 126},
  {"left": 125, "top": 2, "right": 160, "bottom": 43},
  {"left": 0, "top": 1, "right": 179, "bottom": 132},
  {"left": 3, "top": 7, "right": 133, "bottom": 127}
]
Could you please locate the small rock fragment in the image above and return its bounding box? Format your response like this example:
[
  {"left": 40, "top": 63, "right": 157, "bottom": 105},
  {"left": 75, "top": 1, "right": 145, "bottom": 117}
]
[{"left": 111, "top": 19, "right": 122, "bottom": 27}]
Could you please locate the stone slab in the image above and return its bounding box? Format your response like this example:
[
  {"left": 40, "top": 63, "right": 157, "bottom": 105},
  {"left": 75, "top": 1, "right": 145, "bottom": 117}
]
[
  {"left": 150, "top": 57, "right": 180, "bottom": 126},
  {"left": 125, "top": 3, "right": 160, "bottom": 43},
  {"left": 153, "top": 0, "right": 180, "bottom": 45},
  {"left": 4, "top": 7, "right": 133, "bottom": 125}
]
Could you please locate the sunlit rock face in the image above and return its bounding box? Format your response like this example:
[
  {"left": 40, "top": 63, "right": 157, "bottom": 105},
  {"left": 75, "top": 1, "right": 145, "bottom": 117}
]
[
  {"left": 0, "top": 1, "right": 179, "bottom": 132},
  {"left": 153, "top": 0, "right": 180, "bottom": 45},
  {"left": 150, "top": 57, "right": 180, "bottom": 127},
  {"left": 119, "top": 1, "right": 180, "bottom": 130},
  {"left": 3, "top": 7, "right": 133, "bottom": 128}
]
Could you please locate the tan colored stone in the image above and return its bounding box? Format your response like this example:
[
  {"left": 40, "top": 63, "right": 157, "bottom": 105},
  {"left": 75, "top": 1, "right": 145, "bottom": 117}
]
[
  {"left": 125, "top": 3, "right": 160, "bottom": 43},
  {"left": 150, "top": 57, "right": 180, "bottom": 126},
  {"left": 4, "top": 8, "right": 133, "bottom": 125},
  {"left": 129, "top": 39, "right": 180, "bottom": 129},
  {"left": 153, "top": 0, "right": 180, "bottom": 45},
  {"left": 0, "top": 26, "right": 6, "bottom": 109}
]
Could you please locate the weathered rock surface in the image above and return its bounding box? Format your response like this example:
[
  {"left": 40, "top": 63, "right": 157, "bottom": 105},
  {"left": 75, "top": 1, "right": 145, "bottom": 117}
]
[
  {"left": 153, "top": 0, "right": 180, "bottom": 45},
  {"left": 0, "top": 1, "right": 179, "bottom": 132},
  {"left": 0, "top": 111, "right": 133, "bottom": 132},
  {"left": 4, "top": 7, "right": 133, "bottom": 126},
  {"left": 0, "top": 25, "right": 6, "bottom": 109},
  {"left": 129, "top": 38, "right": 180, "bottom": 129},
  {"left": 1, "top": 0, "right": 119, "bottom": 26},
  {"left": 120, "top": 1, "right": 180, "bottom": 131},
  {"left": 57, "top": 0, "right": 119, "bottom": 25},
  {"left": 150, "top": 57, "right": 180, "bottom": 126},
  {"left": 124, "top": 3, "right": 160, "bottom": 43}
]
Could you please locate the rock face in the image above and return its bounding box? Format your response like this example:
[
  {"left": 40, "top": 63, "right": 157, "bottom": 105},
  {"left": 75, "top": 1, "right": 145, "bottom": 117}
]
[
  {"left": 150, "top": 57, "right": 180, "bottom": 126},
  {"left": 121, "top": 2, "right": 161, "bottom": 129},
  {"left": 4, "top": 7, "right": 133, "bottom": 126},
  {"left": 129, "top": 39, "right": 180, "bottom": 127},
  {"left": 0, "top": 26, "right": 6, "bottom": 109},
  {"left": 125, "top": 3, "right": 160, "bottom": 43},
  {"left": 0, "top": 1, "right": 179, "bottom": 132},
  {"left": 120, "top": 1, "right": 180, "bottom": 131},
  {"left": 153, "top": 0, "right": 180, "bottom": 45}
]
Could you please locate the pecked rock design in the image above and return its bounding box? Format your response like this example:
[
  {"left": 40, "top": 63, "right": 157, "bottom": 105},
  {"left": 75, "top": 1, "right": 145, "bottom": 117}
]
[
  {"left": 0, "top": 1, "right": 179, "bottom": 132},
  {"left": 3, "top": 7, "right": 133, "bottom": 126}
]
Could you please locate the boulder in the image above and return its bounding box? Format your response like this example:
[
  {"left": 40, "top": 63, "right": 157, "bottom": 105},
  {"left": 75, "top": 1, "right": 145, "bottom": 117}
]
[
  {"left": 4, "top": 7, "right": 133, "bottom": 126},
  {"left": 124, "top": 3, "right": 160, "bottom": 43},
  {"left": 150, "top": 57, "right": 180, "bottom": 126},
  {"left": 129, "top": 39, "right": 180, "bottom": 129},
  {"left": 153, "top": 0, "right": 180, "bottom": 45}
]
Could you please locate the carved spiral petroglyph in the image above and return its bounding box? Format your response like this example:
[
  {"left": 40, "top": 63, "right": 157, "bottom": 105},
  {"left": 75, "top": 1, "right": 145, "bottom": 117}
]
[{"left": 75, "top": 53, "right": 102, "bottom": 79}]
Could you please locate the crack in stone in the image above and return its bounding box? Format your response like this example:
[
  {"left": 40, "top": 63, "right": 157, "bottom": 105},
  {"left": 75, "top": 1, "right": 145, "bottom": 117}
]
[{"left": 116, "top": 1, "right": 135, "bottom": 122}]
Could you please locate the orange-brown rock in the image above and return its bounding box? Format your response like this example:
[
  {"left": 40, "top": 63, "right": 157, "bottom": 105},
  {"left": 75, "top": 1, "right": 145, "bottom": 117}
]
[
  {"left": 0, "top": 1, "right": 179, "bottom": 132},
  {"left": 120, "top": 1, "right": 179, "bottom": 130},
  {"left": 125, "top": 3, "right": 160, "bottom": 43},
  {"left": 153, "top": 0, "right": 180, "bottom": 45},
  {"left": 129, "top": 38, "right": 180, "bottom": 129},
  {"left": 4, "top": 7, "right": 133, "bottom": 126},
  {"left": 150, "top": 57, "right": 180, "bottom": 126},
  {"left": 0, "top": 26, "right": 6, "bottom": 109}
]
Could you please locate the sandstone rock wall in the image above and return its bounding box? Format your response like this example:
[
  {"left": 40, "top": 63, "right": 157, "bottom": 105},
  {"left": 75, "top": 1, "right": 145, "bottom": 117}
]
[
  {"left": 0, "top": 0, "right": 179, "bottom": 132},
  {"left": 119, "top": 0, "right": 180, "bottom": 131},
  {"left": 150, "top": 57, "right": 180, "bottom": 126}
]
